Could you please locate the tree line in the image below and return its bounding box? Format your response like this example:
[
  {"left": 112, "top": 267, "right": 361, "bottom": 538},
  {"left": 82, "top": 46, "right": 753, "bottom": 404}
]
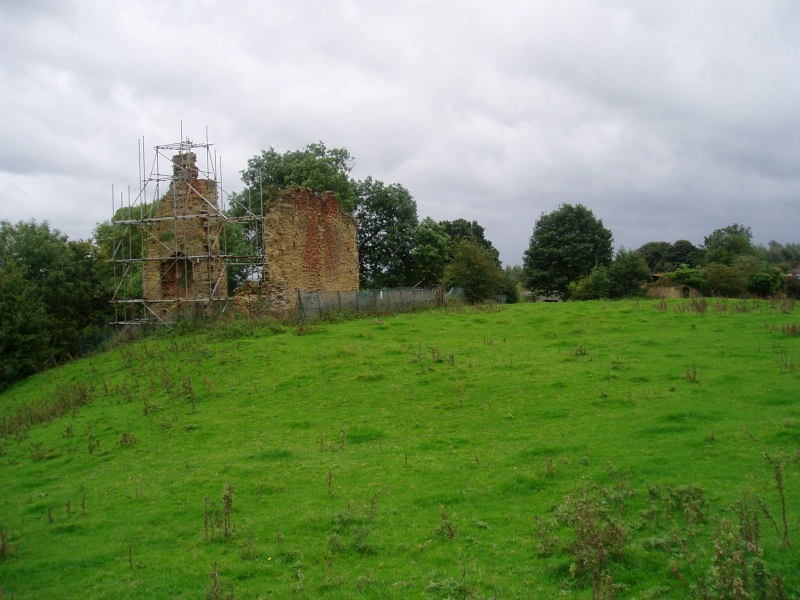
[{"left": 2, "top": 141, "right": 799, "bottom": 389}]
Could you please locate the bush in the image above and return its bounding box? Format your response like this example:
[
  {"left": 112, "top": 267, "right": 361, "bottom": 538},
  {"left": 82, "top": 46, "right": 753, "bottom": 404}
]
[
  {"left": 663, "top": 264, "right": 707, "bottom": 294},
  {"left": 705, "top": 263, "right": 748, "bottom": 297},
  {"left": 568, "top": 266, "right": 610, "bottom": 300},
  {"left": 608, "top": 250, "right": 651, "bottom": 298}
]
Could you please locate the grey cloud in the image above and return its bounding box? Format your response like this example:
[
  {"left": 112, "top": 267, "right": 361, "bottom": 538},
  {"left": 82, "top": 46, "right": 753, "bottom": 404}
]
[{"left": 0, "top": 1, "right": 798, "bottom": 265}]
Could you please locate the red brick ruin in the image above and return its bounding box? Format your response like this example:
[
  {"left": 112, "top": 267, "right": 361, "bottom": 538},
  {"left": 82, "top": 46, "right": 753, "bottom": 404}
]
[{"left": 140, "top": 150, "right": 358, "bottom": 322}]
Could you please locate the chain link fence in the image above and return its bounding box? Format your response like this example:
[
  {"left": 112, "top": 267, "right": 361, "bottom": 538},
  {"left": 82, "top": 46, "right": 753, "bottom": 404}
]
[{"left": 295, "top": 287, "right": 443, "bottom": 321}]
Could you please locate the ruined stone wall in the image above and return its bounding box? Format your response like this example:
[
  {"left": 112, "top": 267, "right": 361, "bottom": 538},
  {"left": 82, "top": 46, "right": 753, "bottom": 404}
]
[
  {"left": 143, "top": 152, "right": 227, "bottom": 321},
  {"left": 259, "top": 188, "right": 358, "bottom": 312}
]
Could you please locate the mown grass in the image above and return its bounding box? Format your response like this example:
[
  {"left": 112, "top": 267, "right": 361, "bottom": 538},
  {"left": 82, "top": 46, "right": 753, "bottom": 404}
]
[{"left": 0, "top": 299, "right": 798, "bottom": 598}]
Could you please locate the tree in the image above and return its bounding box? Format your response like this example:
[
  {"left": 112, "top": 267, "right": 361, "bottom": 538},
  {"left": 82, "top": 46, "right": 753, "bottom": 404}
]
[
  {"left": 704, "top": 263, "right": 747, "bottom": 297},
  {"left": 667, "top": 240, "right": 704, "bottom": 268},
  {"left": 439, "top": 219, "right": 500, "bottom": 264},
  {"left": 499, "top": 272, "right": 520, "bottom": 303},
  {"left": 608, "top": 249, "right": 651, "bottom": 298},
  {"left": 664, "top": 264, "right": 708, "bottom": 293},
  {"left": 0, "top": 260, "right": 55, "bottom": 389},
  {"left": 501, "top": 265, "right": 524, "bottom": 303},
  {"left": 703, "top": 223, "right": 754, "bottom": 265},
  {"left": 353, "top": 177, "right": 419, "bottom": 288},
  {"left": 406, "top": 218, "right": 451, "bottom": 287},
  {"left": 0, "top": 220, "right": 110, "bottom": 387},
  {"left": 636, "top": 240, "right": 704, "bottom": 272},
  {"left": 523, "top": 204, "right": 613, "bottom": 297},
  {"left": 444, "top": 238, "right": 505, "bottom": 303},
  {"left": 231, "top": 142, "right": 357, "bottom": 215},
  {"left": 636, "top": 241, "right": 672, "bottom": 272},
  {"left": 568, "top": 266, "right": 611, "bottom": 300}
]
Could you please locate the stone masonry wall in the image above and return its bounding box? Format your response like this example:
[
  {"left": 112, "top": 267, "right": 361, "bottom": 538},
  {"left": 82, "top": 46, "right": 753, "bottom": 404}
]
[
  {"left": 143, "top": 152, "right": 227, "bottom": 321},
  {"left": 258, "top": 188, "right": 358, "bottom": 312}
]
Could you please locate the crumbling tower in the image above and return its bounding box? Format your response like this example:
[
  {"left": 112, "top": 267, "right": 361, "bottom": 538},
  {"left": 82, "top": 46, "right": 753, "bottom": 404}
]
[
  {"left": 111, "top": 138, "right": 263, "bottom": 325},
  {"left": 141, "top": 150, "right": 228, "bottom": 321}
]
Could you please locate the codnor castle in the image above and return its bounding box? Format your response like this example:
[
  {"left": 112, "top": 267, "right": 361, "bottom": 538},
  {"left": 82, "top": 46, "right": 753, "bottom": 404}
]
[{"left": 111, "top": 141, "right": 358, "bottom": 324}]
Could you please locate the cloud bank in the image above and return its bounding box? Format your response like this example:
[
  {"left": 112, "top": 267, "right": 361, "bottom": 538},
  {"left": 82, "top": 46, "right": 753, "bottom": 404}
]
[{"left": 1, "top": 0, "right": 798, "bottom": 264}]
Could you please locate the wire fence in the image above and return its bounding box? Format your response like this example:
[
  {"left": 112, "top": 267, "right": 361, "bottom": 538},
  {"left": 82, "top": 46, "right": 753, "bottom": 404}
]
[{"left": 296, "top": 287, "right": 443, "bottom": 321}]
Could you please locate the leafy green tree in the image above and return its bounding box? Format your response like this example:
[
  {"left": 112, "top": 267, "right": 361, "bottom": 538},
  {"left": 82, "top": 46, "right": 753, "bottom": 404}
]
[
  {"left": 636, "top": 241, "right": 672, "bottom": 272},
  {"left": 608, "top": 249, "right": 651, "bottom": 298},
  {"left": 761, "top": 241, "right": 800, "bottom": 270},
  {"left": 0, "top": 260, "right": 56, "bottom": 389},
  {"left": 499, "top": 272, "right": 520, "bottom": 303},
  {"left": 663, "top": 264, "right": 708, "bottom": 293},
  {"left": 406, "top": 218, "right": 451, "bottom": 287},
  {"left": 786, "top": 271, "right": 800, "bottom": 299},
  {"left": 230, "top": 142, "right": 357, "bottom": 216},
  {"left": 568, "top": 266, "right": 610, "bottom": 300},
  {"left": 353, "top": 177, "right": 419, "bottom": 288},
  {"left": 704, "top": 263, "right": 748, "bottom": 297},
  {"left": 439, "top": 219, "right": 500, "bottom": 264},
  {"left": 501, "top": 265, "right": 524, "bottom": 303},
  {"left": 0, "top": 220, "right": 111, "bottom": 386},
  {"left": 747, "top": 269, "right": 785, "bottom": 296},
  {"left": 523, "top": 204, "right": 613, "bottom": 297},
  {"left": 667, "top": 240, "right": 704, "bottom": 268},
  {"left": 703, "top": 224, "right": 754, "bottom": 265},
  {"left": 637, "top": 240, "right": 704, "bottom": 272},
  {"left": 444, "top": 238, "right": 505, "bottom": 303}
]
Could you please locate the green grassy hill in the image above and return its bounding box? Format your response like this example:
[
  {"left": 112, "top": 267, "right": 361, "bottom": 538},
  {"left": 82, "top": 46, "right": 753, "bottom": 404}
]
[{"left": 1, "top": 299, "right": 799, "bottom": 598}]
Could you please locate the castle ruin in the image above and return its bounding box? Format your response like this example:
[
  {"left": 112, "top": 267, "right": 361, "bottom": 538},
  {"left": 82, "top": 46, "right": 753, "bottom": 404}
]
[
  {"left": 142, "top": 151, "right": 228, "bottom": 322},
  {"left": 110, "top": 139, "right": 359, "bottom": 324},
  {"left": 257, "top": 188, "right": 359, "bottom": 312}
]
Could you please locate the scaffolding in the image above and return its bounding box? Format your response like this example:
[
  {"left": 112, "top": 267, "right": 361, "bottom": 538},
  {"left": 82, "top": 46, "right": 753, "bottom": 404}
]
[{"left": 110, "top": 135, "right": 265, "bottom": 325}]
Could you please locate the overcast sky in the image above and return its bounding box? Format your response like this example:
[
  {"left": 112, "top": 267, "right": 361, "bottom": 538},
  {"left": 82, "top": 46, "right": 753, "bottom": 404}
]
[{"left": 1, "top": 0, "right": 798, "bottom": 265}]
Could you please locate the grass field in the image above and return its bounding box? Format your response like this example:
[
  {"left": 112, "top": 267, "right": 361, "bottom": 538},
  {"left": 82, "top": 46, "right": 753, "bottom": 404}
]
[{"left": 1, "top": 299, "right": 799, "bottom": 598}]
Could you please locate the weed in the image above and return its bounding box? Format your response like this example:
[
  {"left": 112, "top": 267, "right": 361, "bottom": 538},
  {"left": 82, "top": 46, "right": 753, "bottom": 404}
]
[
  {"left": 222, "top": 484, "right": 234, "bottom": 538},
  {"left": 533, "top": 515, "right": 558, "bottom": 557},
  {"left": 331, "top": 501, "right": 376, "bottom": 555},
  {"left": 540, "top": 483, "right": 631, "bottom": 598},
  {"left": 663, "top": 485, "right": 707, "bottom": 526},
  {"left": 206, "top": 562, "right": 234, "bottom": 600},
  {"left": 28, "top": 442, "right": 46, "bottom": 461},
  {"left": 685, "top": 363, "right": 699, "bottom": 383},
  {"left": 425, "top": 573, "right": 474, "bottom": 598},
  {"left": 239, "top": 529, "right": 255, "bottom": 561},
  {"left": 775, "top": 298, "right": 795, "bottom": 314},
  {"left": 0, "top": 381, "right": 91, "bottom": 439},
  {"left": 778, "top": 355, "right": 797, "bottom": 373},
  {"left": 0, "top": 528, "right": 16, "bottom": 560},
  {"left": 436, "top": 505, "right": 457, "bottom": 539},
  {"left": 204, "top": 498, "right": 220, "bottom": 541},
  {"left": 737, "top": 495, "right": 761, "bottom": 551},
  {"left": 781, "top": 323, "right": 799, "bottom": 336},
  {"left": 182, "top": 375, "right": 196, "bottom": 412},
  {"left": 117, "top": 432, "right": 136, "bottom": 446},
  {"left": 694, "top": 517, "right": 787, "bottom": 600},
  {"left": 559, "top": 489, "right": 626, "bottom": 597},
  {"left": 692, "top": 298, "right": 708, "bottom": 313},
  {"left": 545, "top": 456, "right": 556, "bottom": 478},
  {"left": 763, "top": 454, "right": 790, "bottom": 548},
  {"left": 86, "top": 428, "right": 100, "bottom": 454}
]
